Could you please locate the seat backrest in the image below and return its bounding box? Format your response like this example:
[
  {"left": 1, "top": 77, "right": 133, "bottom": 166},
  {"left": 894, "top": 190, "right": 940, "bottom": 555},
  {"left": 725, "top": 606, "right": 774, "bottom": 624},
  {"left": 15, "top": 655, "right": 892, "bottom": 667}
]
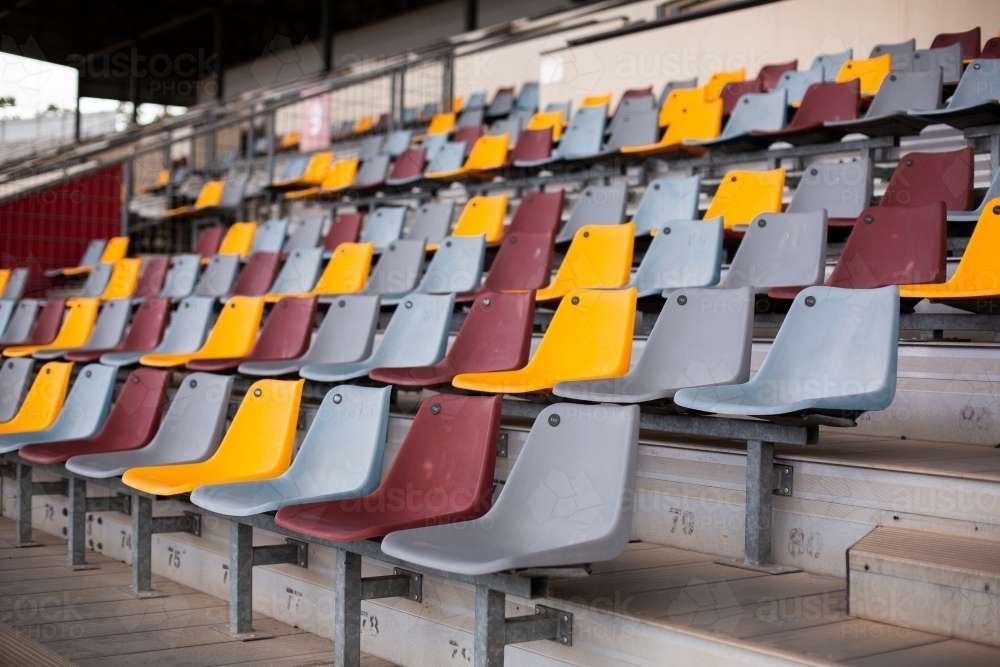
[
  {"left": 99, "top": 237, "right": 129, "bottom": 264},
  {"left": 149, "top": 296, "right": 215, "bottom": 354},
  {"left": 705, "top": 168, "right": 785, "bottom": 231},
  {"left": 944, "top": 59, "right": 1000, "bottom": 109},
  {"left": 758, "top": 60, "right": 798, "bottom": 91},
  {"left": 659, "top": 94, "right": 723, "bottom": 144},
  {"left": 100, "top": 258, "right": 142, "bottom": 300},
  {"left": 663, "top": 89, "right": 705, "bottom": 126},
  {"left": 250, "top": 219, "right": 289, "bottom": 254},
  {"left": 360, "top": 206, "right": 407, "bottom": 249},
  {"left": 604, "top": 108, "right": 659, "bottom": 152},
  {"left": 487, "top": 117, "right": 521, "bottom": 147},
  {"left": 0, "top": 299, "right": 41, "bottom": 345},
  {"left": 368, "top": 293, "right": 455, "bottom": 367},
  {"left": 237, "top": 297, "right": 317, "bottom": 363},
  {"left": 906, "top": 44, "right": 963, "bottom": 86},
  {"left": 539, "top": 223, "right": 634, "bottom": 300},
  {"left": 193, "top": 181, "right": 225, "bottom": 209},
  {"left": 218, "top": 222, "right": 257, "bottom": 257},
  {"left": 516, "top": 82, "right": 540, "bottom": 112},
  {"left": 133, "top": 258, "right": 168, "bottom": 299},
  {"left": 705, "top": 68, "right": 746, "bottom": 100},
  {"left": 362, "top": 239, "right": 425, "bottom": 294},
  {"left": 451, "top": 126, "right": 483, "bottom": 154},
  {"left": 556, "top": 105, "right": 607, "bottom": 158},
  {"left": 278, "top": 295, "right": 379, "bottom": 368},
  {"left": 717, "top": 89, "right": 787, "bottom": 138},
  {"left": 0, "top": 358, "right": 34, "bottom": 423},
  {"left": 632, "top": 176, "right": 701, "bottom": 236},
  {"left": 313, "top": 242, "right": 373, "bottom": 295},
  {"left": 657, "top": 77, "right": 698, "bottom": 108},
  {"left": 463, "top": 134, "right": 509, "bottom": 170},
  {"left": 453, "top": 194, "right": 507, "bottom": 242},
  {"left": 526, "top": 110, "right": 564, "bottom": 140},
  {"left": 434, "top": 291, "right": 534, "bottom": 375},
  {"left": 863, "top": 69, "right": 942, "bottom": 118},
  {"left": 230, "top": 252, "right": 280, "bottom": 296},
  {"left": 217, "top": 175, "right": 248, "bottom": 210},
  {"left": 0, "top": 361, "right": 72, "bottom": 433},
  {"left": 277, "top": 156, "right": 308, "bottom": 183},
  {"left": 359, "top": 135, "right": 384, "bottom": 161},
  {"left": 76, "top": 299, "right": 131, "bottom": 351},
  {"left": 21, "top": 299, "right": 66, "bottom": 346},
  {"left": 79, "top": 263, "right": 114, "bottom": 298},
  {"left": 353, "top": 155, "right": 391, "bottom": 188},
  {"left": 836, "top": 54, "right": 891, "bottom": 95},
  {"left": 30, "top": 363, "right": 116, "bottom": 441},
  {"left": 302, "top": 152, "right": 334, "bottom": 184},
  {"left": 41, "top": 298, "right": 99, "bottom": 350},
  {"left": 384, "top": 130, "right": 413, "bottom": 157},
  {"left": 510, "top": 128, "right": 553, "bottom": 162},
  {"left": 406, "top": 201, "right": 455, "bottom": 244},
  {"left": 508, "top": 190, "right": 564, "bottom": 236},
  {"left": 387, "top": 148, "right": 426, "bottom": 182},
  {"left": 721, "top": 210, "right": 828, "bottom": 292},
  {"left": 774, "top": 68, "right": 824, "bottom": 106},
  {"left": 1, "top": 268, "right": 27, "bottom": 301},
  {"left": 720, "top": 80, "right": 763, "bottom": 117},
  {"left": 609, "top": 93, "right": 655, "bottom": 132},
  {"left": 931, "top": 27, "right": 981, "bottom": 61},
  {"left": 829, "top": 203, "right": 947, "bottom": 288},
  {"left": 414, "top": 235, "right": 485, "bottom": 295},
  {"left": 425, "top": 141, "right": 466, "bottom": 174},
  {"left": 282, "top": 217, "right": 325, "bottom": 253},
  {"left": 269, "top": 249, "right": 323, "bottom": 295},
  {"left": 482, "top": 232, "right": 554, "bottom": 292},
  {"left": 71, "top": 367, "right": 170, "bottom": 447},
  {"left": 486, "top": 87, "right": 515, "bottom": 118},
  {"left": 323, "top": 212, "right": 364, "bottom": 251},
  {"left": 556, "top": 183, "right": 628, "bottom": 244},
  {"left": 632, "top": 218, "right": 723, "bottom": 296},
  {"left": 77, "top": 239, "right": 107, "bottom": 269},
  {"left": 192, "top": 296, "right": 264, "bottom": 359},
  {"left": 811, "top": 48, "right": 853, "bottom": 80},
  {"left": 0, "top": 300, "right": 15, "bottom": 341},
  {"left": 788, "top": 158, "right": 872, "bottom": 221},
  {"left": 99, "top": 297, "right": 169, "bottom": 355},
  {"left": 870, "top": 38, "right": 916, "bottom": 70},
  {"left": 981, "top": 36, "right": 1000, "bottom": 59},
  {"left": 940, "top": 198, "right": 1000, "bottom": 290},
  {"left": 787, "top": 80, "right": 859, "bottom": 129},
  {"left": 880, "top": 147, "right": 974, "bottom": 211},
  {"left": 192, "top": 254, "right": 239, "bottom": 297},
  {"left": 457, "top": 107, "right": 484, "bottom": 129}
]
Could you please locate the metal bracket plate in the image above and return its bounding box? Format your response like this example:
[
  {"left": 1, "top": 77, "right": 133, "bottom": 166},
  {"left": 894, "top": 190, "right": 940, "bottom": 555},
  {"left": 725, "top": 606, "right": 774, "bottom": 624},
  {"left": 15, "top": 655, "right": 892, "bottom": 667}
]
[
  {"left": 360, "top": 568, "right": 423, "bottom": 603},
  {"left": 251, "top": 538, "right": 308, "bottom": 568},
  {"left": 535, "top": 605, "right": 573, "bottom": 646},
  {"left": 773, "top": 464, "right": 793, "bottom": 497},
  {"left": 496, "top": 432, "right": 508, "bottom": 458}
]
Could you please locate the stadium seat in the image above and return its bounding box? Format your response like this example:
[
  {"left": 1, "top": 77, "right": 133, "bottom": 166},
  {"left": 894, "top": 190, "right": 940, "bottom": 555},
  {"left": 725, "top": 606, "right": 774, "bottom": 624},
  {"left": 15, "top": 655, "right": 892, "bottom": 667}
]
[
  {"left": 0, "top": 361, "right": 72, "bottom": 435},
  {"left": 274, "top": 155, "right": 309, "bottom": 186},
  {"left": 823, "top": 70, "right": 940, "bottom": 137},
  {"left": 122, "top": 378, "right": 304, "bottom": 496},
  {"left": 361, "top": 240, "right": 424, "bottom": 295},
  {"left": 4, "top": 298, "right": 99, "bottom": 358},
  {"left": 322, "top": 212, "right": 364, "bottom": 252},
  {"left": 353, "top": 155, "right": 391, "bottom": 190},
  {"left": 193, "top": 255, "right": 240, "bottom": 297},
  {"left": 510, "top": 127, "right": 554, "bottom": 165},
  {"left": 191, "top": 385, "right": 390, "bottom": 515},
  {"left": 458, "top": 232, "right": 554, "bottom": 300},
  {"left": 0, "top": 300, "right": 46, "bottom": 348},
  {"left": 229, "top": 252, "right": 280, "bottom": 297},
  {"left": 163, "top": 180, "right": 224, "bottom": 218},
  {"left": 879, "top": 148, "right": 974, "bottom": 212},
  {"left": 0, "top": 302, "right": 13, "bottom": 341},
  {"left": 385, "top": 148, "right": 427, "bottom": 186},
  {"left": 361, "top": 206, "right": 407, "bottom": 249},
  {"left": 658, "top": 78, "right": 698, "bottom": 108},
  {"left": 0, "top": 363, "right": 115, "bottom": 453},
  {"left": 581, "top": 93, "right": 612, "bottom": 108},
  {"left": 370, "top": 291, "right": 534, "bottom": 387},
  {"left": 910, "top": 59, "right": 1000, "bottom": 129},
  {"left": 273, "top": 151, "right": 333, "bottom": 187},
  {"left": 424, "top": 141, "right": 467, "bottom": 175},
  {"left": 101, "top": 296, "right": 213, "bottom": 367},
  {"left": 633, "top": 218, "right": 723, "bottom": 297},
  {"left": 33, "top": 299, "right": 130, "bottom": 360},
  {"left": 282, "top": 217, "right": 325, "bottom": 253},
  {"left": 687, "top": 89, "right": 787, "bottom": 152},
  {"left": 486, "top": 87, "right": 515, "bottom": 118},
  {"left": 192, "top": 226, "right": 224, "bottom": 258},
  {"left": 0, "top": 358, "right": 33, "bottom": 423},
  {"left": 382, "top": 400, "right": 639, "bottom": 575},
  {"left": 249, "top": 220, "right": 289, "bottom": 255},
  {"left": 787, "top": 158, "right": 872, "bottom": 226},
  {"left": 813, "top": 48, "right": 854, "bottom": 81},
  {"left": 747, "top": 80, "right": 859, "bottom": 145},
  {"left": 623, "top": 93, "right": 723, "bottom": 157},
  {"left": 487, "top": 115, "right": 521, "bottom": 147},
  {"left": 536, "top": 105, "right": 609, "bottom": 164},
  {"left": 99, "top": 258, "right": 141, "bottom": 300},
  {"left": 457, "top": 106, "right": 485, "bottom": 130},
  {"left": 757, "top": 60, "right": 798, "bottom": 90},
  {"left": 599, "top": 108, "right": 660, "bottom": 155},
  {"left": 383, "top": 235, "right": 484, "bottom": 304},
  {"left": 78, "top": 263, "right": 113, "bottom": 298},
  {"left": 555, "top": 183, "right": 628, "bottom": 244},
  {"left": 949, "top": 171, "right": 1000, "bottom": 223},
  {"left": 306, "top": 243, "right": 373, "bottom": 296},
  {"left": 300, "top": 292, "right": 454, "bottom": 382},
  {"left": 46, "top": 239, "right": 105, "bottom": 277},
  {"left": 188, "top": 297, "right": 317, "bottom": 371},
  {"left": 384, "top": 129, "right": 413, "bottom": 157},
  {"left": 516, "top": 82, "right": 540, "bottom": 112},
  {"left": 870, "top": 39, "right": 916, "bottom": 70},
  {"left": 609, "top": 89, "right": 655, "bottom": 129},
  {"left": 705, "top": 168, "right": 785, "bottom": 233},
  {"left": 18, "top": 367, "right": 170, "bottom": 464},
  {"left": 0, "top": 268, "right": 27, "bottom": 301},
  {"left": 705, "top": 68, "right": 746, "bottom": 101},
  {"left": 132, "top": 258, "right": 168, "bottom": 300},
  {"left": 906, "top": 44, "right": 964, "bottom": 86},
  {"left": 507, "top": 189, "right": 564, "bottom": 236},
  {"left": 139, "top": 296, "right": 264, "bottom": 368},
  {"left": 359, "top": 136, "right": 383, "bottom": 161},
  {"left": 774, "top": 67, "right": 825, "bottom": 106},
  {"left": 424, "top": 133, "right": 509, "bottom": 180},
  {"left": 353, "top": 116, "right": 375, "bottom": 134},
  {"left": 631, "top": 175, "right": 702, "bottom": 237},
  {"left": 674, "top": 286, "right": 899, "bottom": 417},
  {"left": 264, "top": 248, "right": 323, "bottom": 299},
  {"left": 65, "top": 372, "right": 234, "bottom": 479},
  {"left": 536, "top": 223, "right": 634, "bottom": 302},
  {"left": 769, "top": 202, "right": 946, "bottom": 299},
  {"left": 443, "top": 194, "right": 507, "bottom": 248},
  {"left": 719, "top": 211, "right": 828, "bottom": 292},
  {"left": 288, "top": 158, "right": 359, "bottom": 198},
  {"left": 66, "top": 298, "right": 169, "bottom": 363},
  {"left": 526, "top": 110, "right": 565, "bottom": 140},
  {"left": 214, "top": 222, "right": 257, "bottom": 260},
  {"left": 274, "top": 393, "right": 501, "bottom": 541},
  {"left": 555, "top": 286, "right": 753, "bottom": 403},
  {"left": 981, "top": 35, "right": 1000, "bottom": 59},
  {"left": 931, "top": 27, "right": 981, "bottom": 61},
  {"left": 453, "top": 287, "right": 636, "bottom": 393},
  {"left": 658, "top": 86, "right": 709, "bottom": 127},
  {"left": 406, "top": 201, "right": 455, "bottom": 245}
]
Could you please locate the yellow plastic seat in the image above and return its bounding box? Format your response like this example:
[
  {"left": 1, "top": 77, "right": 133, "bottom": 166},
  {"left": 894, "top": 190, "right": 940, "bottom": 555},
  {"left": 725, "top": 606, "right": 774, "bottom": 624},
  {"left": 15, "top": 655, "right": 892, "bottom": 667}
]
[
  {"left": 526, "top": 111, "right": 565, "bottom": 140},
  {"left": 140, "top": 296, "right": 265, "bottom": 367},
  {"left": 623, "top": 96, "right": 723, "bottom": 157},
  {"left": 0, "top": 362, "right": 73, "bottom": 434},
  {"left": 274, "top": 151, "right": 334, "bottom": 187},
  {"left": 659, "top": 87, "right": 708, "bottom": 127},
  {"left": 267, "top": 242, "right": 373, "bottom": 301},
  {"left": 280, "top": 132, "right": 300, "bottom": 150},
  {"left": 453, "top": 96, "right": 465, "bottom": 112},
  {"left": 426, "top": 113, "right": 457, "bottom": 136},
  {"left": 424, "top": 133, "right": 509, "bottom": 181},
  {"left": 429, "top": 194, "right": 507, "bottom": 251},
  {"left": 138, "top": 169, "right": 170, "bottom": 194},
  {"left": 901, "top": 199, "right": 1000, "bottom": 300},
  {"left": 4, "top": 299, "right": 100, "bottom": 358},
  {"left": 453, "top": 287, "right": 636, "bottom": 394},
  {"left": 581, "top": 93, "right": 613, "bottom": 109},
  {"left": 286, "top": 158, "right": 359, "bottom": 200},
  {"left": 535, "top": 223, "right": 634, "bottom": 301},
  {"left": 62, "top": 236, "right": 130, "bottom": 276},
  {"left": 163, "top": 181, "right": 224, "bottom": 218},
  {"left": 836, "top": 54, "right": 892, "bottom": 96},
  {"left": 0, "top": 269, "right": 10, "bottom": 297},
  {"left": 704, "top": 68, "right": 746, "bottom": 101},
  {"left": 706, "top": 168, "right": 786, "bottom": 233},
  {"left": 354, "top": 116, "right": 375, "bottom": 134},
  {"left": 201, "top": 222, "right": 257, "bottom": 265},
  {"left": 100, "top": 258, "right": 141, "bottom": 300},
  {"left": 122, "top": 379, "right": 304, "bottom": 496}
]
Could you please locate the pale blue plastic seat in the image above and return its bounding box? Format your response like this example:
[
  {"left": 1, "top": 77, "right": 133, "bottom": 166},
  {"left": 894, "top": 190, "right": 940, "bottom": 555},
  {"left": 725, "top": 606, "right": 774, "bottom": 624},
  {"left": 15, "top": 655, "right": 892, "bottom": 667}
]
[
  {"left": 361, "top": 206, "right": 407, "bottom": 250},
  {"left": 0, "top": 363, "right": 116, "bottom": 453},
  {"left": 66, "top": 373, "right": 234, "bottom": 478},
  {"left": 607, "top": 95, "right": 655, "bottom": 135},
  {"left": 487, "top": 116, "right": 522, "bottom": 146},
  {"left": 381, "top": 402, "right": 640, "bottom": 575},
  {"left": 421, "top": 133, "right": 448, "bottom": 157},
  {"left": 813, "top": 48, "right": 853, "bottom": 81},
  {"left": 633, "top": 218, "right": 723, "bottom": 297},
  {"left": 300, "top": 292, "right": 454, "bottom": 382},
  {"left": 950, "top": 170, "right": 1000, "bottom": 223},
  {"left": 0, "top": 299, "right": 40, "bottom": 346},
  {"left": 159, "top": 254, "right": 201, "bottom": 300},
  {"left": 517, "top": 83, "right": 540, "bottom": 112},
  {"left": 78, "top": 263, "right": 113, "bottom": 298},
  {"left": 458, "top": 107, "right": 484, "bottom": 128},
  {"left": 685, "top": 90, "right": 787, "bottom": 152},
  {"left": 911, "top": 59, "right": 1000, "bottom": 129},
  {"left": 250, "top": 219, "right": 289, "bottom": 254},
  {"left": 359, "top": 135, "right": 384, "bottom": 161},
  {"left": 193, "top": 254, "right": 240, "bottom": 298},
  {"left": 283, "top": 217, "right": 325, "bottom": 253},
  {"left": 101, "top": 296, "right": 214, "bottom": 367},
  {"left": 382, "top": 235, "right": 484, "bottom": 304},
  {"left": 554, "top": 286, "right": 753, "bottom": 403},
  {"left": 774, "top": 68, "right": 825, "bottom": 106},
  {"left": 906, "top": 44, "right": 963, "bottom": 86},
  {"left": 556, "top": 183, "right": 628, "bottom": 244},
  {"left": 190, "top": 385, "right": 391, "bottom": 515},
  {"left": 239, "top": 295, "right": 379, "bottom": 377},
  {"left": 0, "top": 301, "right": 16, "bottom": 340},
  {"left": 870, "top": 39, "right": 915, "bottom": 70},
  {"left": 674, "top": 285, "right": 900, "bottom": 417},
  {"left": 425, "top": 141, "right": 466, "bottom": 175},
  {"left": 632, "top": 176, "right": 702, "bottom": 237},
  {"left": 384, "top": 130, "right": 413, "bottom": 157},
  {"left": 2, "top": 268, "right": 28, "bottom": 301},
  {"left": 786, "top": 158, "right": 872, "bottom": 225},
  {"left": 553, "top": 104, "right": 608, "bottom": 160},
  {"left": 406, "top": 201, "right": 455, "bottom": 245},
  {"left": 276, "top": 156, "right": 308, "bottom": 183},
  {"left": 0, "top": 358, "right": 34, "bottom": 423},
  {"left": 719, "top": 210, "right": 827, "bottom": 293},
  {"left": 544, "top": 101, "right": 571, "bottom": 118},
  {"left": 354, "top": 155, "right": 391, "bottom": 189},
  {"left": 45, "top": 240, "right": 104, "bottom": 277},
  {"left": 601, "top": 107, "right": 659, "bottom": 154},
  {"left": 34, "top": 299, "right": 130, "bottom": 360},
  {"left": 362, "top": 240, "right": 425, "bottom": 295},
  {"left": 268, "top": 249, "right": 323, "bottom": 296}
]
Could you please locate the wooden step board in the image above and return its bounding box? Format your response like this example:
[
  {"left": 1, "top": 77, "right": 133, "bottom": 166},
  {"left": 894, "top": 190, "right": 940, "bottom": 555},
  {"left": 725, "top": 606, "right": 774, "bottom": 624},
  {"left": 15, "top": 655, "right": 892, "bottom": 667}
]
[{"left": 849, "top": 526, "right": 1000, "bottom": 646}]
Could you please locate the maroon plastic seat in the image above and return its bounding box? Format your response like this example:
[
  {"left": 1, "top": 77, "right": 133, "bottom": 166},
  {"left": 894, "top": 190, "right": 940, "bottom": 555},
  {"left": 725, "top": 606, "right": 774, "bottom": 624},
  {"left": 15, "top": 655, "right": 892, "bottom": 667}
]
[
  {"left": 758, "top": 60, "right": 798, "bottom": 91},
  {"left": 748, "top": 80, "right": 859, "bottom": 145},
  {"left": 322, "top": 213, "right": 364, "bottom": 252},
  {"left": 769, "top": 202, "right": 947, "bottom": 299},
  {"left": 369, "top": 291, "right": 534, "bottom": 387},
  {"left": 374, "top": 113, "right": 391, "bottom": 132},
  {"left": 879, "top": 148, "right": 974, "bottom": 211},
  {"left": 456, "top": 231, "right": 555, "bottom": 303},
  {"left": 452, "top": 125, "right": 483, "bottom": 155},
  {"left": 612, "top": 87, "right": 655, "bottom": 116},
  {"left": 931, "top": 27, "right": 981, "bottom": 61},
  {"left": 982, "top": 36, "right": 1000, "bottom": 59},
  {"left": 274, "top": 393, "right": 502, "bottom": 541},
  {"left": 510, "top": 128, "right": 554, "bottom": 165},
  {"left": 18, "top": 367, "right": 170, "bottom": 465},
  {"left": 132, "top": 257, "right": 169, "bottom": 300},
  {"left": 507, "top": 189, "right": 564, "bottom": 236},
  {"left": 186, "top": 296, "right": 317, "bottom": 371},
  {"left": 230, "top": 252, "right": 280, "bottom": 296},
  {"left": 0, "top": 299, "right": 64, "bottom": 351},
  {"left": 65, "top": 298, "right": 170, "bottom": 363},
  {"left": 385, "top": 148, "right": 427, "bottom": 186},
  {"left": 193, "top": 226, "right": 224, "bottom": 258}
]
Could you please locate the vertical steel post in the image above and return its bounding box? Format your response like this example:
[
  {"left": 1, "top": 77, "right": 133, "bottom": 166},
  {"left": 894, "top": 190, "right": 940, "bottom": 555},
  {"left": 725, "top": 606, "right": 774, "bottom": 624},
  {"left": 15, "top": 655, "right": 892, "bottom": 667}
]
[
  {"left": 12, "top": 463, "right": 39, "bottom": 547},
  {"left": 131, "top": 494, "right": 154, "bottom": 594},
  {"left": 475, "top": 586, "right": 506, "bottom": 667},
  {"left": 229, "top": 521, "right": 254, "bottom": 634},
  {"left": 442, "top": 52, "right": 455, "bottom": 113},
  {"left": 121, "top": 153, "right": 133, "bottom": 236},
  {"left": 334, "top": 549, "right": 363, "bottom": 667},
  {"left": 744, "top": 439, "right": 774, "bottom": 566},
  {"left": 64, "top": 477, "right": 93, "bottom": 569}
]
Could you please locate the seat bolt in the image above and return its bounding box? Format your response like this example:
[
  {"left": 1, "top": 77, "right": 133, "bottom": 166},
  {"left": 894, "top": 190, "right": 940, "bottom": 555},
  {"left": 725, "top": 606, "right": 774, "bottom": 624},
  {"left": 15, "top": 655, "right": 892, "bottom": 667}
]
[
  {"left": 482, "top": 298, "right": 491, "bottom": 307},
  {"left": 333, "top": 394, "right": 342, "bottom": 404},
  {"left": 583, "top": 231, "right": 589, "bottom": 238},
  {"left": 810, "top": 168, "right": 818, "bottom": 176},
  {"left": 677, "top": 295, "right": 687, "bottom": 305},
  {"left": 548, "top": 414, "right": 560, "bottom": 427},
  {"left": 758, "top": 219, "right": 766, "bottom": 227},
  {"left": 430, "top": 403, "right": 441, "bottom": 415},
  {"left": 805, "top": 296, "right": 816, "bottom": 307},
  {"left": 653, "top": 183, "right": 660, "bottom": 190},
  {"left": 446, "top": 241, "right": 452, "bottom": 247},
  {"left": 85, "top": 370, "right": 92, "bottom": 378},
  {"left": 190, "top": 379, "right": 197, "bottom": 388},
  {"left": 510, "top": 236, "right": 517, "bottom": 244},
  {"left": 339, "top": 300, "right": 346, "bottom": 307},
  {"left": 571, "top": 296, "right": 580, "bottom": 305},
  {"left": 663, "top": 227, "right": 671, "bottom": 234},
  {"left": 132, "top": 376, "right": 139, "bottom": 384},
  {"left": 994, "top": 206, "right": 1000, "bottom": 215},
  {"left": 864, "top": 215, "right": 874, "bottom": 224},
  {"left": 254, "top": 388, "right": 262, "bottom": 397},
  {"left": 731, "top": 176, "right": 737, "bottom": 182},
  {"left": 405, "top": 301, "right": 413, "bottom": 308}
]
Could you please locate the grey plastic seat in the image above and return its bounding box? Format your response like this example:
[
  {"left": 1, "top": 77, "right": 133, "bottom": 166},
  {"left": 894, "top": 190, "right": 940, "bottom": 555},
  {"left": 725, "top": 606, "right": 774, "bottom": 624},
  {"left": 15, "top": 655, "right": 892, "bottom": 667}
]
[
  {"left": 949, "top": 169, "right": 1000, "bottom": 223},
  {"left": 406, "top": 201, "right": 454, "bottom": 245},
  {"left": 2, "top": 268, "right": 28, "bottom": 301},
  {"left": 300, "top": 292, "right": 454, "bottom": 382},
  {"left": 354, "top": 155, "right": 391, "bottom": 189},
  {"left": 910, "top": 58, "right": 1000, "bottom": 129},
  {"left": 774, "top": 67, "right": 825, "bottom": 105},
  {"left": 78, "top": 263, "right": 113, "bottom": 298},
  {"left": 544, "top": 101, "right": 571, "bottom": 118},
  {"left": 425, "top": 141, "right": 466, "bottom": 175},
  {"left": 825, "top": 70, "right": 941, "bottom": 137},
  {"left": 382, "top": 235, "right": 484, "bottom": 305},
  {"left": 159, "top": 254, "right": 201, "bottom": 300},
  {"left": 362, "top": 239, "right": 425, "bottom": 295},
  {"left": 517, "top": 83, "right": 539, "bottom": 112},
  {"left": 555, "top": 286, "right": 753, "bottom": 403},
  {"left": 486, "top": 88, "right": 515, "bottom": 118},
  {"left": 719, "top": 210, "right": 827, "bottom": 293},
  {"left": 631, "top": 176, "right": 702, "bottom": 237},
  {"left": 0, "top": 300, "right": 15, "bottom": 340},
  {"left": 282, "top": 217, "right": 325, "bottom": 253},
  {"left": 555, "top": 183, "right": 628, "bottom": 244},
  {"left": 553, "top": 104, "right": 607, "bottom": 160},
  {"left": 633, "top": 218, "right": 723, "bottom": 297},
  {"left": 215, "top": 174, "right": 249, "bottom": 214},
  {"left": 33, "top": 299, "right": 130, "bottom": 360},
  {"left": 0, "top": 358, "right": 34, "bottom": 423},
  {"left": 870, "top": 39, "right": 916, "bottom": 70},
  {"left": 458, "top": 108, "right": 484, "bottom": 129},
  {"left": 658, "top": 78, "right": 698, "bottom": 108},
  {"left": 359, "top": 135, "right": 384, "bottom": 161},
  {"left": 906, "top": 44, "right": 963, "bottom": 86},
  {"left": 276, "top": 156, "right": 308, "bottom": 183},
  {"left": 422, "top": 133, "right": 448, "bottom": 156},
  {"left": 268, "top": 248, "right": 323, "bottom": 296},
  {"left": 608, "top": 95, "right": 655, "bottom": 135},
  {"left": 239, "top": 295, "right": 379, "bottom": 377},
  {"left": 686, "top": 90, "right": 787, "bottom": 152},
  {"left": 381, "top": 402, "right": 639, "bottom": 575},
  {"left": 601, "top": 107, "right": 659, "bottom": 154},
  {"left": 384, "top": 130, "right": 413, "bottom": 157},
  {"left": 45, "top": 240, "right": 105, "bottom": 277},
  {"left": 487, "top": 116, "right": 521, "bottom": 146},
  {"left": 361, "top": 206, "right": 407, "bottom": 250},
  {"left": 787, "top": 158, "right": 872, "bottom": 225},
  {"left": 674, "top": 285, "right": 899, "bottom": 417},
  {"left": 813, "top": 48, "right": 853, "bottom": 81},
  {"left": 0, "top": 363, "right": 116, "bottom": 453},
  {"left": 192, "top": 254, "right": 240, "bottom": 297},
  {"left": 249, "top": 219, "right": 289, "bottom": 255},
  {"left": 66, "top": 372, "right": 234, "bottom": 478},
  {"left": 0, "top": 299, "right": 41, "bottom": 346},
  {"left": 190, "top": 385, "right": 391, "bottom": 515},
  {"left": 101, "top": 296, "right": 214, "bottom": 367}
]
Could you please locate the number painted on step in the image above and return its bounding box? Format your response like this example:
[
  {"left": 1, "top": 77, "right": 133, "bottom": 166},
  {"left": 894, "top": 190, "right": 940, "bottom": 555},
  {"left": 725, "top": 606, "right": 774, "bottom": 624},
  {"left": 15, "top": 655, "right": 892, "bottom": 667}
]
[
  {"left": 788, "top": 528, "right": 822, "bottom": 558},
  {"left": 44, "top": 504, "right": 54, "bottom": 521},
  {"left": 669, "top": 507, "right": 695, "bottom": 536},
  {"left": 449, "top": 639, "right": 472, "bottom": 662},
  {"left": 166, "top": 546, "right": 183, "bottom": 568},
  {"left": 360, "top": 610, "right": 379, "bottom": 637},
  {"left": 120, "top": 530, "right": 131, "bottom": 549},
  {"left": 286, "top": 587, "right": 302, "bottom": 612},
  {"left": 222, "top": 563, "right": 229, "bottom": 584}
]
